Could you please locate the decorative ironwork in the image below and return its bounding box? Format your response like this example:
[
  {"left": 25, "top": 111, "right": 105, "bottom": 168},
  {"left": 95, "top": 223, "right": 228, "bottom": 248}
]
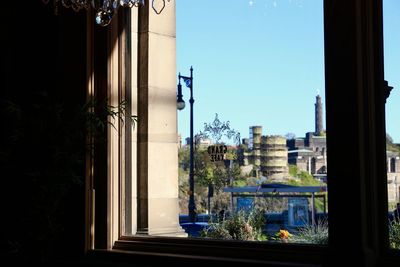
[
  {"left": 152, "top": 0, "right": 171, "bottom": 15},
  {"left": 42, "top": 0, "right": 172, "bottom": 26},
  {"left": 199, "top": 113, "right": 241, "bottom": 145}
]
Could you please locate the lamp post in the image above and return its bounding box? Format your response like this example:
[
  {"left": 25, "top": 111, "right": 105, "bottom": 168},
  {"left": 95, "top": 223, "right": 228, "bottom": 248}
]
[{"left": 177, "top": 66, "right": 196, "bottom": 223}]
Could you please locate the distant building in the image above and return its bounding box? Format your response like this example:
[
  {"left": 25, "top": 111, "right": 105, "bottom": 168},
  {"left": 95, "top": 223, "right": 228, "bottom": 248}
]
[
  {"left": 287, "top": 132, "right": 327, "bottom": 177},
  {"left": 185, "top": 93, "right": 400, "bottom": 203},
  {"left": 184, "top": 135, "right": 213, "bottom": 148},
  {"left": 387, "top": 150, "right": 400, "bottom": 202},
  {"left": 240, "top": 95, "right": 327, "bottom": 182},
  {"left": 242, "top": 126, "right": 289, "bottom": 182},
  {"left": 260, "top": 135, "right": 289, "bottom": 182},
  {"left": 246, "top": 126, "right": 262, "bottom": 167},
  {"left": 287, "top": 95, "right": 327, "bottom": 181}
]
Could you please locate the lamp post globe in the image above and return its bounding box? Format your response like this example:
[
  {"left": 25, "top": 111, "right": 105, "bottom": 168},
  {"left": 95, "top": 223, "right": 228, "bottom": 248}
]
[
  {"left": 177, "top": 80, "right": 186, "bottom": 110},
  {"left": 177, "top": 100, "right": 185, "bottom": 110}
]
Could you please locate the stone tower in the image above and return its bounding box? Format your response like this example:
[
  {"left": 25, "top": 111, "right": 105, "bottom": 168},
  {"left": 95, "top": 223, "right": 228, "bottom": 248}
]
[
  {"left": 249, "top": 126, "right": 262, "bottom": 167},
  {"left": 260, "top": 135, "right": 289, "bottom": 182},
  {"left": 315, "top": 94, "right": 323, "bottom": 135}
]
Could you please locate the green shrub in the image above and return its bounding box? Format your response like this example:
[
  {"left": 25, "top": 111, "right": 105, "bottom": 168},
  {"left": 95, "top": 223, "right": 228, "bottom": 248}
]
[
  {"left": 389, "top": 220, "right": 400, "bottom": 249},
  {"left": 292, "top": 219, "right": 329, "bottom": 245},
  {"left": 200, "top": 209, "right": 266, "bottom": 241}
]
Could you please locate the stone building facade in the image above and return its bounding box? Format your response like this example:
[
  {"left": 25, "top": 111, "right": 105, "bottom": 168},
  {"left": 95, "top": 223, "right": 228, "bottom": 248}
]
[
  {"left": 242, "top": 126, "right": 289, "bottom": 182},
  {"left": 287, "top": 95, "right": 327, "bottom": 181},
  {"left": 240, "top": 94, "right": 399, "bottom": 203},
  {"left": 387, "top": 150, "right": 400, "bottom": 202},
  {"left": 287, "top": 132, "right": 327, "bottom": 179}
]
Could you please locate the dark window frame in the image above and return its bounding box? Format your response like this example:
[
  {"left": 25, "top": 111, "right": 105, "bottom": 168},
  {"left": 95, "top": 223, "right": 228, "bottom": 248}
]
[{"left": 87, "top": 1, "right": 400, "bottom": 266}]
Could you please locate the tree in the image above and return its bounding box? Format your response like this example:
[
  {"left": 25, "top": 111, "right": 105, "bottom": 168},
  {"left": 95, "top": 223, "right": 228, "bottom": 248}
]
[
  {"left": 178, "top": 114, "right": 243, "bottom": 214},
  {"left": 194, "top": 113, "right": 242, "bottom": 189}
]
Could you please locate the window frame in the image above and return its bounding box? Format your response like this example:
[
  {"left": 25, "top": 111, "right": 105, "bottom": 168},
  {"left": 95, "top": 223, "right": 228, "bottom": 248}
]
[{"left": 85, "top": 0, "right": 400, "bottom": 266}]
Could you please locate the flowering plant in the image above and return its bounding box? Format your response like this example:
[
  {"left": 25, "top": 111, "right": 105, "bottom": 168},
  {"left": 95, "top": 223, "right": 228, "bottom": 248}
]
[{"left": 274, "top": 229, "right": 292, "bottom": 242}]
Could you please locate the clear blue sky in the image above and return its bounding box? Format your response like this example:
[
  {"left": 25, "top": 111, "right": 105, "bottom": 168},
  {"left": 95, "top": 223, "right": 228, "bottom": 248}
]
[
  {"left": 383, "top": 0, "right": 400, "bottom": 143},
  {"left": 176, "top": 0, "right": 400, "bottom": 144}
]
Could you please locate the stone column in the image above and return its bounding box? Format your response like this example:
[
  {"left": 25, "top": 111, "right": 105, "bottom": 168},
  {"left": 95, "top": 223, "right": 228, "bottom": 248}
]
[{"left": 136, "top": 1, "right": 186, "bottom": 237}]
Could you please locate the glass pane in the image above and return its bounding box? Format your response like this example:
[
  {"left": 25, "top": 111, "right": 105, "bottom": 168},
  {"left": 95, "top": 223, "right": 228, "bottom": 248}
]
[
  {"left": 384, "top": 0, "right": 400, "bottom": 250},
  {"left": 177, "top": 0, "right": 328, "bottom": 244}
]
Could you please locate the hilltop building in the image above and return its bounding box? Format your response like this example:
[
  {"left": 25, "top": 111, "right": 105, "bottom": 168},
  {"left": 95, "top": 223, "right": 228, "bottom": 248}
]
[
  {"left": 286, "top": 133, "right": 327, "bottom": 181},
  {"left": 260, "top": 135, "right": 289, "bottom": 182},
  {"left": 241, "top": 94, "right": 400, "bottom": 203},
  {"left": 242, "top": 126, "right": 289, "bottom": 182},
  {"left": 242, "top": 95, "right": 327, "bottom": 182},
  {"left": 243, "top": 126, "right": 262, "bottom": 167},
  {"left": 287, "top": 95, "right": 327, "bottom": 181}
]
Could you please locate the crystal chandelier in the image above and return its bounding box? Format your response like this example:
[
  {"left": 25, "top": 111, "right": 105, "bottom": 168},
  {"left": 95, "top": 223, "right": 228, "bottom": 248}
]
[{"left": 42, "top": 0, "right": 170, "bottom": 26}]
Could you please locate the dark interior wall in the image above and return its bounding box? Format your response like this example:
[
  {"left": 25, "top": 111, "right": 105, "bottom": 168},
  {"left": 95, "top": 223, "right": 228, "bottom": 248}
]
[{"left": 2, "top": 1, "right": 87, "bottom": 263}]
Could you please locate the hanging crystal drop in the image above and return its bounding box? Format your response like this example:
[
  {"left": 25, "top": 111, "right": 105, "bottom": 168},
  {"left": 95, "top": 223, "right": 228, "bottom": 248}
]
[
  {"left": 135, "top": 0, "right": 145, "bottom": 7},
  {"left": 96, "top": 10, "right": 113, "bottom": 26},
  {"left": 43, "top": 0, "right": 148, "bottom": 26},
  {"left": 112, "top": 0, "right": 120, "bottom": 9}
]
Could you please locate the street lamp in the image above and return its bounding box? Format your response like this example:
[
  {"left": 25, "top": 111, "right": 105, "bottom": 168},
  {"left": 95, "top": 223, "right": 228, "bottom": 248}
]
[{"left": 177, "top": 66, "right": 196, "bottom": 223}]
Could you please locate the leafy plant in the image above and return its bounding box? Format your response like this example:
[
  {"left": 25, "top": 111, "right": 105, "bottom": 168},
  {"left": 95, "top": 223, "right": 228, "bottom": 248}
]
[
  {"left": 200, "top": 209, "right": 266, "bottom": 241},
  {"left": 1, "top": 94, "right": 135, "bottom": 262},
  {"left": 292, "top": 219, "right": 329, "bottom": 245},
  {"left": 178, "top": 114, "right": 245, "bottom": 214},
  {"left": 389, "top": 220, "right": 400, "bottom": 249},
  {"left": 84, "top": 97, "right": 137, "bottom": 145}
]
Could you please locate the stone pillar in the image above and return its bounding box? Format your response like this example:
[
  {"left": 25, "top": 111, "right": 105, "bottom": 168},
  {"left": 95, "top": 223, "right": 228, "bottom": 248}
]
[{"left": 136, "top": 1, "right": 186, "bottom": 237}]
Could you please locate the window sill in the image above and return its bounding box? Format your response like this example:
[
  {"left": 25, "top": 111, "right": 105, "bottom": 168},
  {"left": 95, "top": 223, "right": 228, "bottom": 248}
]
[{"left": 109, "top": 236, "right": 328, "bottom": 267}]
